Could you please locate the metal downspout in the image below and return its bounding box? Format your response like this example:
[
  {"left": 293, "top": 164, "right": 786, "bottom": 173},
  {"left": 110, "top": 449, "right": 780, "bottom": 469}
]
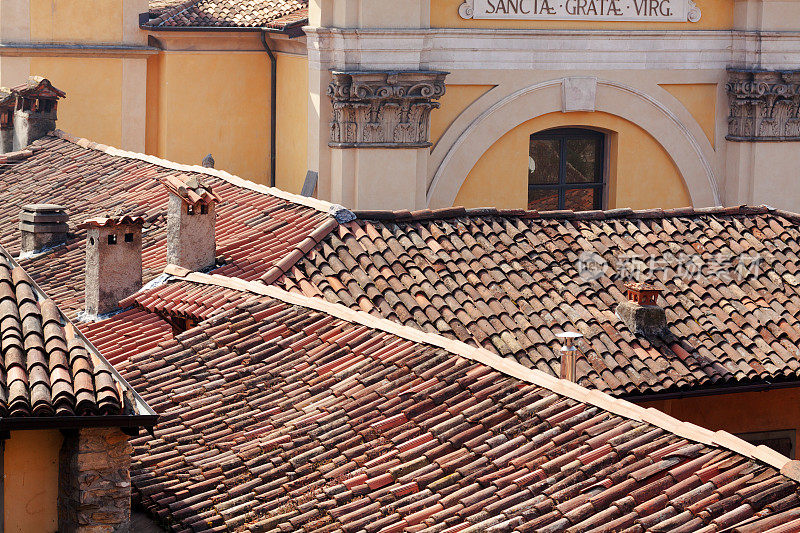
[{"left": 260, "top": 31, "right": 277, "bottom": 188}]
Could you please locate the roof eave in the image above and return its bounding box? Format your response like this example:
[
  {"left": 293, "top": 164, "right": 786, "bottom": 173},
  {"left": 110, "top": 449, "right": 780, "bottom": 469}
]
[
  {"left": 623, "top": 378, "right": 800, "bottom": 403},
  {"left": 0, "top": 414, "right": 158, "bottom": 434},
  {"left": 139, "top": 14, "right": 308, "bottom": 37}
]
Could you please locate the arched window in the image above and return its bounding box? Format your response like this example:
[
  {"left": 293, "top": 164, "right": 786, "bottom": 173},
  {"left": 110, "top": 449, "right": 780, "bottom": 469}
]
[{"left": 528, "top": 128, "right": 605, "bottom": 211}]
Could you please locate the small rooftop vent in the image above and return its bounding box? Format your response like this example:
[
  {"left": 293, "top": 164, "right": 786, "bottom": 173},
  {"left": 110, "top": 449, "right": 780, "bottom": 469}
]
[
  {"left": 19, "top": 203, "right": 69, "bottom": 255},
  {"left": 617, "top": 281, "right": 667, "bottom": 334},
  {"left": 556, "top": 331, "right": 583, "bottom": 382}
]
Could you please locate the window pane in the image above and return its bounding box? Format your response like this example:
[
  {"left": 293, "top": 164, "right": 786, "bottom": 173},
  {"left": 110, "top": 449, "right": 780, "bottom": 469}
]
[
  {"left": 564, "top": 187, "right": 601, "bottom": 211},
  {"left": 528, "top": 188, "right": 560, "bottom": 210},
  {"left": 565, "top": 137, "right": 602, "bottom": 184},
  {"left": 529, "top": 139, "right": 559, "bottom": 185}
]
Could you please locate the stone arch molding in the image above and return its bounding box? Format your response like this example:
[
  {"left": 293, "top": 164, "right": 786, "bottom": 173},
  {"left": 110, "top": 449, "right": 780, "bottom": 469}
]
[{"left": 427, "top": 78, "right": 720, "bottom": 208}]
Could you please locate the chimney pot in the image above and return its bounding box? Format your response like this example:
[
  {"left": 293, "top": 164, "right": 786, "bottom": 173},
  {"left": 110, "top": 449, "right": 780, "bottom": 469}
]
[
  {"left": 19, "top": 203, "right": 69, "bottom": 256},
  {"left": 625, "top": 281, "right": 661, "bottom": 306},
  {"left": 83, "top": 214, "right": 144, "bottom": 317},
  {"left": 556, "top": 331, "right": 583, "bottom": 382},
  {"left": 163, "top": 174, "right": 220, "bottom": 272},
  {"left": 617, "top": 281, "right": 667, "bottom": 334}
]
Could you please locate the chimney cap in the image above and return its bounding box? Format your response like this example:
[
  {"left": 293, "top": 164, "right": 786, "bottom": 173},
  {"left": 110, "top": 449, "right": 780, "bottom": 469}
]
[
  {"left": 556, "top": 331, "right": 583, "bottom": 339},
  {"left": 163, "top": 174, "right": 221, "bottom": 207},
  {"left": 624, "top": 281, "right": 661, "bottom": 306},
  {"left": 81, "top": 214, "right": 145, "bottom": 229},
  {"left": 12, "top": 76, "right": 66, "bottom": 100},
  {"left": 22, "top": 203, "right": 67, "bottom": 213}
]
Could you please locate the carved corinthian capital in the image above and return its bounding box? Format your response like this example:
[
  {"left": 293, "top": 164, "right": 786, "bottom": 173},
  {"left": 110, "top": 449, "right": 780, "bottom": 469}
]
[
  {"left": 726, "top": 68, "right": 800, "bottom": 141},
  {"left": 327, "top": 70, "right": 448, "bottom": 148}
]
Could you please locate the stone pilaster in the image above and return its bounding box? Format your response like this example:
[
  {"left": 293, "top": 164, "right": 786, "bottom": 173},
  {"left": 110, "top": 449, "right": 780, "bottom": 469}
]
[
  {"left": 58, "top": 427, "right": 132, "bottom": 533},
  {"left": 726, "top": 69, "right": 800, "bottom": 141},
  {"left": 327, "top": 70, "right": 447, "bottom": 148}
]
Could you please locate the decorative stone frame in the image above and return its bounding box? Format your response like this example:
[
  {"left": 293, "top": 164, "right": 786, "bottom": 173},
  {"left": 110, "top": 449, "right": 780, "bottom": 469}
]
[
  {"left": 726, "top": 69, "right": 800, "bottom": 142},
  {"left": 327, "top": 70, "right": 448, "bottom": 148},
  {"left": 428, "top": 78, "right": 719, "bottom": 208}
]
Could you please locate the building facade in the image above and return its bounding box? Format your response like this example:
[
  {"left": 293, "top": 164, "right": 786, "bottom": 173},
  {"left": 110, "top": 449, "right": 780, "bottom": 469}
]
[
  {"left": 307, "top": 0, "right": 800, "bottom": 211},
  {"left": 2, "top": 1, "right": 800, "bottom": 210}
]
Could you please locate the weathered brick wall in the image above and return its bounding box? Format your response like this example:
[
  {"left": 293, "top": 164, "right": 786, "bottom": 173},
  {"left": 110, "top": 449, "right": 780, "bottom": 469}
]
[{"left": 58, "top": 427, "right": 132, "bottom": 533}]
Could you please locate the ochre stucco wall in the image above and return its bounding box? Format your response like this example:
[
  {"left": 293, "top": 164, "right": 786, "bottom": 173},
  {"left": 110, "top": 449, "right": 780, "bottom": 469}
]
[
  {"left": 454, "top": 110, "right": 691, "bottom": 210},
  {"left": 275, "top": 53, "right": 309, "bottom": 194},
  {"left": 30, "top": 0, "right": 123, "bottom": 43},
  {"left": 145, "top": 52, "right": 164, "bottom": 157},
  {"left": 29, "top": 56, "right": 124, "bottom": 147},
  {"left": 660, "top": 83, "right": 718, "bottom": 145},
  {"left": 640, "top": 387, "right": 800, "bottom": 460},
  {"left": 430, "top": 0, "right": 734, "bottom": 29},
  {"left": 431, "top": 84, "right": 495, "bottom": 147},
  {"left": 151, "top": 52, "right": 271, "bottom": 184},
  {"left": 4, "top": 429, "right": 63, "bottom": 533}
]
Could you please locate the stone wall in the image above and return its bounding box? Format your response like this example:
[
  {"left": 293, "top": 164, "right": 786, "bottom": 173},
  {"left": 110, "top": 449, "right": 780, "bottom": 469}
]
[{"left": 58, "top": 427, "right": 132, "bottom": 533}]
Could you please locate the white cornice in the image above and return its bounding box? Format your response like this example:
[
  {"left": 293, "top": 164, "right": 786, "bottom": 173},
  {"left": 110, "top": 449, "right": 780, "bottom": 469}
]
[{"left": 306, "top": 27, "right": 800, "bottom": 71}]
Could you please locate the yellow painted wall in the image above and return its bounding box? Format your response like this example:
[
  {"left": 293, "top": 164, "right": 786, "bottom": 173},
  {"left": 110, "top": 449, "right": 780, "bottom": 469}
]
[
  {"left": 154, "top": 52, "right": 271, "bottom": 184},
  {"left": 275, "top": 54, "right": 309, "bottom": 194},
  {"left": 145, "top": 52, "right": 164, "bottom": 157},
  {"left": 431, "top": 0, "right": 733, "bottom": 29},
  {"left": 641, "top": 388, "right": 800, "bottom": 459},
  {"left": 660, "top": 83, "right": 717, "bottom": 146},
  {"left": 29, "top": 56, "right": 123, "bottom": 147},
  {"left": 454, "top": 110, "right": 691, "bottom": 210},
  {"left": 431, "top": 84, "right": 495, "bottom": 148},
  {"left": 30, "top": 0, "right": 123, "bottom": 43},
  {"left": 4, "top": 430, "right": 63, "bottom": 533}
]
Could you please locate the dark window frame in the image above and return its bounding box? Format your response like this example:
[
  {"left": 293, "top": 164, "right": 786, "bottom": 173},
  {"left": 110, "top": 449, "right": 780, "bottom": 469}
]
[
  {"left": 528, "top": 128, "right": 605, "bottom": 210},
  {"left": 737, "top": 429, "right": 796, "bottom": 459}
]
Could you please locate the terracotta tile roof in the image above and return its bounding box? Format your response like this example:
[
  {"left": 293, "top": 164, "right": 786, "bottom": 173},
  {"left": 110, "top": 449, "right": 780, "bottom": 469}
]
[
  {"left": 0, "top": 130, "right": 336, "bottom": 320},
  {"left": 276, "top": 205, "right": 800, "bottom": 397},
  {"left": 81, "top": 307, "right": 173, "bottom": 367},
  {"left": 146, "top": 0, "right": 308, "bottom": 29},
  {"left": 119, "top": 270, "right": 800, "bottom": 532},
  {"left": 0, "top": 247, "right": 152, "bottom": 427}
]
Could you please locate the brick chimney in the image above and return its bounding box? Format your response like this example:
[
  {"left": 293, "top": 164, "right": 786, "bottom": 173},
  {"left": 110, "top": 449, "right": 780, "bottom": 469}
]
[
  {"left": 19, "top": 204, "right": 69, "bottom": 256},
  {"left": 12, "top": 77, "right": 66, "bottom": 151},
  {"left": 616, "top": 281, "right": 667, "bottom": 334},
  {"left": 83, "top": 214, "right": 144, "bottom": 317},
  {"left": 163, "top": 174, "right": 221, "bottom": 272}
]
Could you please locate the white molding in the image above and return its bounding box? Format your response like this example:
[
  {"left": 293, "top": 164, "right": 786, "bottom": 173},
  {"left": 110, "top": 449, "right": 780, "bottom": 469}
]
[{"left": 306, "top": 27, "right": 800, "bottom": 71}]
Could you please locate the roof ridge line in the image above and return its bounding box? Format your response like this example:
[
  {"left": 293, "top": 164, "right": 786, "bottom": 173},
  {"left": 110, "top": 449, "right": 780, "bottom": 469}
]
[
  {"left": 162, "top": 264, "right": 800, "bottom": 481},
  {"left": 0, "top": 147, "right": 37, "bottom": 164},
  {"left": 49, "top": 129, "right": 336, "bottom": 215},
  {"left": 351, "top": 204, "right": 790, "bottom": 223}
]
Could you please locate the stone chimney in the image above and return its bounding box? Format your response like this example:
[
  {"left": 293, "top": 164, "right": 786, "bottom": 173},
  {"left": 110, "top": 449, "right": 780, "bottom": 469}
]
[
  {"left": 83, "top": 214, "right": 144, "bottom": 317},
  {"left": 556, "top": 331, "right": 583, "bottom": 382},
  {"left": 0, "top": 89, "right": 14, "bottom": 153},
  {"left": 616, "top": 281, "right": 667, "bottom": 334},
  {"left": 19, "top": 204, "right": 69, "bottom": 256},
  {"left": 163, "top": 174, "right": 221, "bottom": 272},
  {"left": 11, "top": 77, "right": 66, "bottom": 151}
]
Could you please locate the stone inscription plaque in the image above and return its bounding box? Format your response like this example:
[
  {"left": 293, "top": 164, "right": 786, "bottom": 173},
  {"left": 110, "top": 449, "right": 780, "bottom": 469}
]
[{"left": 458, "top": 0, "right": 701, "bottom": 21}]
